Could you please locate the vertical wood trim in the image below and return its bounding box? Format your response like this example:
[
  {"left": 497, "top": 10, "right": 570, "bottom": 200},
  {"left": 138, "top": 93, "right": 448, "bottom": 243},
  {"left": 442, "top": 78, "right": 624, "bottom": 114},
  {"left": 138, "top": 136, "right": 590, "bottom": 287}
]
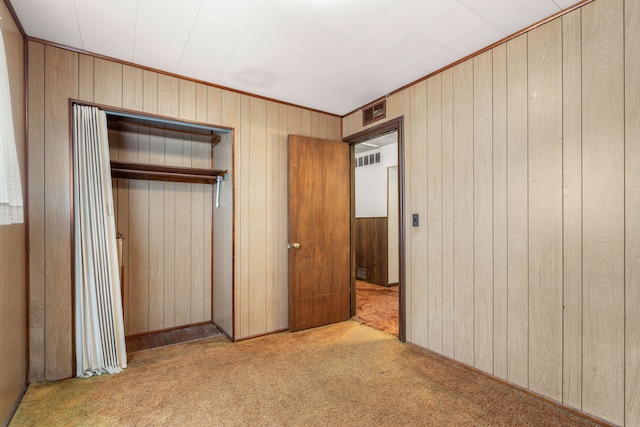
[
  {"left": 426, "top": 74, "right": 443, "bottom": 353},
  {"left": 238, "top": 95, "right": 251, "bottom": 337},
  {"left": 44, "top": 46, "right": 77, "bottom": 380},
  {"left": 581, "top": 0, "right": 625, "bottom": 423},
  {"left": 527, "top": 19, "right": 563, "bottom": 401},
  {"left": 142, "top": 71, "right": 158, "bottom": 114},
  {"left": 562, "top": 8, "right": 584, "bottom": 410},
  {"left": 625, "top": 0, "right": 640, "bottom": 424},
  {"left": 122, "top": 65, "right": 143, "bottom": 111},
  {"left": 93, "top": 58, "right": 122, "bottom": 107},
  {"left": 77, "top": 54, "right": 93, "bottom": 102},
  {"left": 278, "top": 104, "right": 289, "bottom": 329},
  {"left": 492, "top": 42, "right": 508, "bottom": 381},
  {"left": 248, "top": 97, "right": 267, "bottom": 335},
  {"left": 401, "top": 87, "right": 412, "bottom": 342},
  {"left": 27, "top": 41, "right": 45, "bottom": 381},
  {"left": 473, "top": 50, "right": 493, "bottom": 374},
  {"left": 410, "top": 80, "right": 428, "bottom": 348},
  {"left": 441, "top": 69, "right": 455, "bottom": 359},
  {"left": 265, "top": 101, "right": 279, "bottom": 331},
  {"left": 452, "top": 60, "right": 474, "bottom": 366},
  {"left": 506, "top": 34, "right": 529, "bottom": 388}
]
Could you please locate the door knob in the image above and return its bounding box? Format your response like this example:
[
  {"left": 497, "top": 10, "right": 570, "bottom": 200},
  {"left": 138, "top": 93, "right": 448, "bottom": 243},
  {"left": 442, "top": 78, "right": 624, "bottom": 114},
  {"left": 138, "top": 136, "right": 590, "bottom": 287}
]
[{"left": 289, "top": 242, "right": 301, "bottom": 249}]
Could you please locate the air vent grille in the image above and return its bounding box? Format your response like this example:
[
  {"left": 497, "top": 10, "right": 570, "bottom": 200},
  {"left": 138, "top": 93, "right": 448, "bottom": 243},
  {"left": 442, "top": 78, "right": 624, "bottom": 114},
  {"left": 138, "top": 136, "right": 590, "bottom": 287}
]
[
  {"left": 362, "top": 99, "right": 386, "bottom": 126},
  {"left": 355, "top": 151, "right": 381, "bottom": 168}
]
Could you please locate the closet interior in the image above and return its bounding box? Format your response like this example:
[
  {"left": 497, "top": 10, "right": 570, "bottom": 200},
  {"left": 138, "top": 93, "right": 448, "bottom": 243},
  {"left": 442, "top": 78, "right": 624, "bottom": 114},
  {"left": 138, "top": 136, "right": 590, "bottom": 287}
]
[{"left": 106, "top": 110, "right": 234, "bottom": 342}]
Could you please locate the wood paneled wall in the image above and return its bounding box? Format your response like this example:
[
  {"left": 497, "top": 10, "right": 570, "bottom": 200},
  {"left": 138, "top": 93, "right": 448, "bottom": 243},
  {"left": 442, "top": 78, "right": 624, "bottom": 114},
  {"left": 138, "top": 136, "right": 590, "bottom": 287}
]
[
  {"left": 27, "top": 42, "right": 341, "bottom": 380},
  {"left": 0, "top": 3, "right": 26, "bottom": 424},
  {"left": 109, "top": 123, "right": 214, "bottom": 336},
  {"left": 343, "top": 0, "right": 638, "bottom": 424},
  {"left": 355, "top": 217, "right": 388, "bottom": 286}
]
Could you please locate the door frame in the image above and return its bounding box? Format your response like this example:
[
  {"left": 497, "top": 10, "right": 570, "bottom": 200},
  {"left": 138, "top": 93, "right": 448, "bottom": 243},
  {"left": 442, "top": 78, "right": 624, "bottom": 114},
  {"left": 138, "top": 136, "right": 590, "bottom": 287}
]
[{"left": 343, "top": 116, "right": 405, "bottom": 342}]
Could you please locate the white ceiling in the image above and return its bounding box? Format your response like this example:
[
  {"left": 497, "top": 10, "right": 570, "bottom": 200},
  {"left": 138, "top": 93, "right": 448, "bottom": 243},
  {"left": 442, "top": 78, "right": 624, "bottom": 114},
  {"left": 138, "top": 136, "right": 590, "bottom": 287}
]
[{"left": 9, "top": 0, "right": 579, "bottom": 115}]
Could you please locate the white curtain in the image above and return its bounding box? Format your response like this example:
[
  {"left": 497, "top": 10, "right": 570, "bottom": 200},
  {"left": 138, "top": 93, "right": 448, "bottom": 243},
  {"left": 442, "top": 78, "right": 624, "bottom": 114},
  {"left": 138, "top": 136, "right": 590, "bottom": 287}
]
[
  {"left": 0, "top": 28, "right": 23, "bottom": 225},
  {"left": 73, "top": 104, "right": 127, "bottom": 377}
]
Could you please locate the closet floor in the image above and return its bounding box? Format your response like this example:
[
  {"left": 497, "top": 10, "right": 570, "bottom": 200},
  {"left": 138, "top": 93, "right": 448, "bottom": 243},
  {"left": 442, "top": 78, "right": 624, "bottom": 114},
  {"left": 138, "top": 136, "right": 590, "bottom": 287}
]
[{"left": 126, "top": 323, "right": 223, "bottom": 354}]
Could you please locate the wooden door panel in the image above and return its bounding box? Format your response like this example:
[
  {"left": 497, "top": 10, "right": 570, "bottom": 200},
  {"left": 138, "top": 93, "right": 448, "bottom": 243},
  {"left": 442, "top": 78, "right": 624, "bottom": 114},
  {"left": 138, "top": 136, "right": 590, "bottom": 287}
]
[{"left": 288, "top": 135, "right": 350, "bottom": 331}]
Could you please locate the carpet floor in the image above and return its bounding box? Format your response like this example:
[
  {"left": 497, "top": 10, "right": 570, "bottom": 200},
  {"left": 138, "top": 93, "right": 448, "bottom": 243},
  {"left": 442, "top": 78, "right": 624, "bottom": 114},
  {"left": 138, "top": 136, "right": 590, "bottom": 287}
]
[
  {"left": 11, "top": 321, "right": 601, "bottom": 426},
  {"left": 352, "top": 280, "right": 398, "bottom": 336}
]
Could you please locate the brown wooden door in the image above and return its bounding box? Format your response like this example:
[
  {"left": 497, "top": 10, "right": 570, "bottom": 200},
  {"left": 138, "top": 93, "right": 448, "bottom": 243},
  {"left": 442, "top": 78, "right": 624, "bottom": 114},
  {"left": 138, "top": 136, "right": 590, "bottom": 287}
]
[{"left": 288, "top": 135, "right": 351, "bottom": 332}]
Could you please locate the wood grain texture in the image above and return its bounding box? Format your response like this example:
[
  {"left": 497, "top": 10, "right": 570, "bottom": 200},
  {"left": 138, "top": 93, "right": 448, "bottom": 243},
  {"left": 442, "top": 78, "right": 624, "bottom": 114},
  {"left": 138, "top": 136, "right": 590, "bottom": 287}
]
[
  {"left": 440, "top": 69, "right": 455, "bottom": 359},
  {"left": 248, "top": 97, "right": 267, "bottom": 336},
  {"left": 44, "top": 45, "right": 77, "bottom": 380},
  {"left": 562, "top": 8, "right": 583, "bottom": 410},
  {"left": 452, "top": 61, "right": 474, "bottom": 366},
  {"left": 626, "top": 1, "right": 640, "bottom": 425},
  {"left": 527, "top": 20, "right": 563, "bottom": 401},
  {"left": 410, "top": 80, "right": 428, "bottom": 348},
  {"left": 491, "top": 43, "right": 508, "bottom": 381},
  {"left": 473, "top": 50, "right": 493, "bottom": 374},
  {"left": 581, "top": 0, "right": 625, "bottom": 423},
  {"left": 0, "top": 9, "right": 26, "bottom": 420},
  {"left": 238, "top": 95, "right": 251, "bottom": 337},
  {"left": 426, "top": 75, "right": 443, "bottom": 353},
  {"left": 506, "top": 35, "right": 529, "bottom": 388},
  {"left": 355, "top": 217, "right": 388, "bottom": 287},
  {"left": 27, "top": 41, "right": 46, "bottom": 381},
  {"left": 401, "top": 88, "right": 412, "bottom": 342},
  {"left": 94, "top": 58, "right": 122, "bottom": 107},
  {"left": 78, "top": 54, "right": 93, "bottom": 102},
  {"left": 143, "top": 71, "right": 158, "bottom": 114},
  {"left": 265, "top": 101, "right": 280, "bottom": 331},
  {"left": 123, "top": 65, "right": 143, "bottom": 111}
]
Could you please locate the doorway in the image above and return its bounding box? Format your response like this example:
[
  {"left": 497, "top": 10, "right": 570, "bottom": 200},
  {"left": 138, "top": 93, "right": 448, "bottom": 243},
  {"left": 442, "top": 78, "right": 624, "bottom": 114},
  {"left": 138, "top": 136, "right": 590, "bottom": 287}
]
[{"left": 344, "top": 117, "right": 405, "bottom": 341}]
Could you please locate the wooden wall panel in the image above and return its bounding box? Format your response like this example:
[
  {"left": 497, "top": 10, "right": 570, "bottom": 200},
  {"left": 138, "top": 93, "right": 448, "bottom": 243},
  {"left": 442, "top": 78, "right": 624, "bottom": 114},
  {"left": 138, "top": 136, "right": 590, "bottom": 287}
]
[
  {"left": 0, "top": 8, "right": 27, "bottom": 422},
  {"left": 581, "top": 0, "right": 625, "bottom": 423},
  {"left": 440, "top": 69, "right": 455, "bottom": 359},
  {"left": 339, "top": 1, "right": 638, "bottom": 424},
  {"left": 452, "top": 61, "right": 474, "bottom": 366},
  {"left": 625, "top": 0, "right": 640, "bottom": 425},
  {"left": 472, "top": 51, "right": 493, "bottom": 374},
  {"left": 527, "top": 20, "right": 563, "bottom": 400},
  {"left": 426, "top": 75, "right": 443, "bottom": 353},
  {"left": 492, "top": 43, "right": 508, "bottom": 381},
  {"left": 409, "top": 81, "right": 428, "bottom": 347},
  {"left": 506, "top": 35, "right": 529, "bottom": 388},
  {"left": 29, "top": 42, "right": 340, "bottom": 378},
  {"left": 562, "top": 8, "right": 583, "bottom": 409},
  {"left": 401, "top": 87, "right": 412, "bottom": 342},
  {"left": 44, "top": 46, "right": 77, "bottom": 380},
  {"left": 355, "top": 217, "right": 388, "bottom": 287},
  {"left": 27, "top": 42, "right": 45, "bottom": 382}
]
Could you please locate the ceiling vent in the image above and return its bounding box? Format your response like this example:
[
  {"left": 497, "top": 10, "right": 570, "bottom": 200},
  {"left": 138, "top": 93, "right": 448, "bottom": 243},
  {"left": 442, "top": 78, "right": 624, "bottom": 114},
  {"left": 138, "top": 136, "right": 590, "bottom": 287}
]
[{"left": 362, "top": 99, "right": 386, "bottom": 126}]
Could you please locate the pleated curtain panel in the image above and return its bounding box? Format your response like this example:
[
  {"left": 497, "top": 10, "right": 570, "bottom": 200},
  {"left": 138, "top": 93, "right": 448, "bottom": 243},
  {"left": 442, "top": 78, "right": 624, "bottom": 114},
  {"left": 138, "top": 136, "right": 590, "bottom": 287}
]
[
  {"left": 0, "top": 28, "right": 23, "bottom": 225},
  {"left": 73, "top": 104, "right": 127, "bottom": 377}
]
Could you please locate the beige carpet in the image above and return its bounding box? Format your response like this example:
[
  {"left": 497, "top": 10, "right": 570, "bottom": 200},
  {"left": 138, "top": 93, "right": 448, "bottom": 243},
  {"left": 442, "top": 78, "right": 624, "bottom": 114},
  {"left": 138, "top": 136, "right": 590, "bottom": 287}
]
[{"left": 11, "top": 321, "right": 600, "bottom": 426}]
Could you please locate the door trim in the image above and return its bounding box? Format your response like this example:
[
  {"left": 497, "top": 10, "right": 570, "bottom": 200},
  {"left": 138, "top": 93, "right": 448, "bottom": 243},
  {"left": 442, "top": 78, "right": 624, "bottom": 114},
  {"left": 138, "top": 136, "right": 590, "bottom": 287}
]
[{"left": 343, "top": 117, "right": 406, "bottom": 342}]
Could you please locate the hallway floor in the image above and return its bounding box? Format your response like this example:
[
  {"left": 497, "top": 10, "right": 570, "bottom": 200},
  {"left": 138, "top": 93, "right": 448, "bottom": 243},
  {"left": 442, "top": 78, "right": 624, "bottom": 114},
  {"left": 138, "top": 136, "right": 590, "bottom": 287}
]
[{"left": 352, "top": 280, "right": 398, "bottom": 336}]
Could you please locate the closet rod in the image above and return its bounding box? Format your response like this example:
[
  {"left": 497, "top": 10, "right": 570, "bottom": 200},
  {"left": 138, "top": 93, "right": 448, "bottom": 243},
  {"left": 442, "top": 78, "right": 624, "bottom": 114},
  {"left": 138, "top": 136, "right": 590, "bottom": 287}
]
[
  {"left": 111, "top": 161, "right": 226, "bottom": 185},
  {"left": 110, "top": 120, "right": 221, "bottom": 145}
]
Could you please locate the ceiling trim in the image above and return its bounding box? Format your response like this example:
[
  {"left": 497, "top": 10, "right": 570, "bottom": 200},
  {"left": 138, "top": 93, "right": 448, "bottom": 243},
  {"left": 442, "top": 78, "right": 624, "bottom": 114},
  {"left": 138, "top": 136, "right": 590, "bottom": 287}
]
[
  {"left": 343, "top": 0, "right": 595, "bottom": 119},
  {"left": 26, "top": 35, "right": 342, "bottom": 119}
]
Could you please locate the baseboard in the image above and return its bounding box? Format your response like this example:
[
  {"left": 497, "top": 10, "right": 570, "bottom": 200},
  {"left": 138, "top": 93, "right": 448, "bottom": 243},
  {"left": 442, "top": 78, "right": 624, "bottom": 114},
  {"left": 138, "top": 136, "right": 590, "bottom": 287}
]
[
  {"left": 234, "top": 327, "right": 289, "bottom": 342},
  {"left": 2, "top": 382, "right": 28, "bottom": 427},
  {"left": 405, "top": 342, "right": 616, "bottom": 427}
]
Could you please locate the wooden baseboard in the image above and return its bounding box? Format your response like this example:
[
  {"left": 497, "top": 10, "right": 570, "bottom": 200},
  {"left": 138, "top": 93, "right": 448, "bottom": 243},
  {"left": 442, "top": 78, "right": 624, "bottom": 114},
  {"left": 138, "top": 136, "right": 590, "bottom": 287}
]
[
  {"left": 234, "top": 328, "right": 289, "bottom": 342},
  {"left": 405, "top": 342, "right": 616, "bottom": 427}
]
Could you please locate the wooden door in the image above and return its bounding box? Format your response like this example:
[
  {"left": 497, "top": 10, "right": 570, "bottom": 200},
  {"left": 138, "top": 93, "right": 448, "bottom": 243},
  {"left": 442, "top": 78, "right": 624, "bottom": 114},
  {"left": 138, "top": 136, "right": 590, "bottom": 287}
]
[{"left": 288, "top": 135, "right": 351, "bottom": 331}]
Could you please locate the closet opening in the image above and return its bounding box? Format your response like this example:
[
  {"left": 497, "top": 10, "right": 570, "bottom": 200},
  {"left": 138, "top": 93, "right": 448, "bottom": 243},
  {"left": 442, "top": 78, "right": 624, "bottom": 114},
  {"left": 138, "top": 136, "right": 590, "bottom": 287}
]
[{"left": 71, "top": 101, "right": 235, "bottom": 357}]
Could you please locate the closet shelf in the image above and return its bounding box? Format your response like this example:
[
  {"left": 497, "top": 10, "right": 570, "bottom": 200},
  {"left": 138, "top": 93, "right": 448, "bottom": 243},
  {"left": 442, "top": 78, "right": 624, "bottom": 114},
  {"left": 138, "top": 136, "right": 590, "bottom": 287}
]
[{"left": 111, "top": 161, "right": 226, "bottom": 185}]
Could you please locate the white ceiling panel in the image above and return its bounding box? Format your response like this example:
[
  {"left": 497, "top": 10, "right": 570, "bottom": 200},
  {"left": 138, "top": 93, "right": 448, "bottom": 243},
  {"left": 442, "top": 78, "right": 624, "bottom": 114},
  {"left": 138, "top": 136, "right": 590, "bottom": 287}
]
[
  {"left": 312, "top": 0, "right": 395, "bottom": 37},
  {"left": 489, "top": 0, "right": 561, "bottom": 35},
  {"left": 10, "top": 0, "right": 582, "bottom": 115}
]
